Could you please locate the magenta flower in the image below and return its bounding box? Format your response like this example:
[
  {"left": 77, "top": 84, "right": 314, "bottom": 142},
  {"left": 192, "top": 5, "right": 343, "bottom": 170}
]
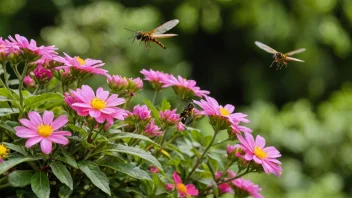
[
  {"left": 160, "top": 109, "right": 180, "bottom": 125},
  {"left": 14, "top": 111, "right": 71, "bottom": 154},
  {"left": 215, "top": 171, "right": 235, "bottom": 194},
  {"left": 34, "top": 65, "right": 53, "bottom": 83},
  {"left": 0, "top": 37, "right": 10, "bottom": 54},
  {"left": 149, "top": 166, "right": 160, "bottom": 173},
  {"left": 107, "top": 75, "right": 143, "bottom": 97},
  {"left": 176, "top": 122, "right": 186, "bottom": 131},
  {"left": 144, "top": 119, "right": 163, "bottom": 137},
  {"left": 232, "top": 178, "right": 263, "bottom": 198},
  {"left": 55, "top": 53, "right": 108, "bottom": 76},
  {"left": 166, "top": 172, "right": 198, "bottom": 198},
  {"left": 140, "top": 69, "right": 170, "bottom": 91},
  {"left": 66, "top": 85, "right": 126, "bottom": 125},
  {"left": 237, "top": 133, "right": 282, "bottom": 177},
  {"left": 163, "top": 75, "right": 209, "bottom": 99},
  {"left": 194, "top": 96, "right": 251, "bottom": 132},
  {"left": 24, "top": 75, "right": 35, "bottom": 87},
  {"left": 129, "top": 105, "right": 151, "bottom": 121},
  {"left": 8, "top": 34, "right": 57, "bottom": 61}
]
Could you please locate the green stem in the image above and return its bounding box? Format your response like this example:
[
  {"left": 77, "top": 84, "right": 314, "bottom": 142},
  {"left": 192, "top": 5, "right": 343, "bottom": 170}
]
[
  {"left": 123, "top": 95, "right": 132, "bottom": 109},
  {"left": 186, "top": 131, "right": 218, "bottom": 181},
  {"left": 18, "top": 62, "right": 29, "bottom": 108},
  {"left": 211, "top": 138, "right": 230, "bottom": 147},
  {"left": 1, "top": 62, "right": 9, "bottom": 88},
  {"left": 152, "top": 91, "right": 158, "bottom": 105}
]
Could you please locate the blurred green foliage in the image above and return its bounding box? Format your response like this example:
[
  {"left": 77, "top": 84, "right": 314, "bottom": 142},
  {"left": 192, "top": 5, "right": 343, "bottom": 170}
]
[{"left": 0, "top": 0, "right": 351, "bottom": 197}]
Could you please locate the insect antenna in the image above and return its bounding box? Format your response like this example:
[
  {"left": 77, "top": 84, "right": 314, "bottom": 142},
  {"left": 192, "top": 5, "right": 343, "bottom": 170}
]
[{"left": 124, "top": 28, "right": 138, "bottom": 33}]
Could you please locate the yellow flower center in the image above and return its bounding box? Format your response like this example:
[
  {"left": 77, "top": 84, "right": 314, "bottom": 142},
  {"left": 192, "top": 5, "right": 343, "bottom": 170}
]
[
  {"left": 0, "top": 144, "right": 8, "bottom": 158},
  {"left": 177, "top": 183, "right": 188, "bottom": 194},
  {"left": 75, "top": 57, "right": 86, "bottom": 65},
  {"left": 37, "top": 124, "right": 54, "bottom": 137},
  {"left": 220, "top": 107, "right": 230, "bottom": 116},
  {"left": 90, "top": 97, "right": 106, "bottom": 110},
  {"left": 254, "top": 146, "right": 267, "bottom": 159}
]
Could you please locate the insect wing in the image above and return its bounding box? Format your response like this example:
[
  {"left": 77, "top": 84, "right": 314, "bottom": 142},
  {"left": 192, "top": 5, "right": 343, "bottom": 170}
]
[
  {"left": 254, "top": 41, "right": 278, "bottom": 54},
  {"left": 152, "top": 34, "right": 178, "bottom": 38},
  {"left": 285, "top": 48, "right": 306, "bottom": 56},
  {"left": 286, "top": 57, "right": 304, "bottom": 62},
  {"left": 150, "top": 19, "right": 179, "bottom": 34}
]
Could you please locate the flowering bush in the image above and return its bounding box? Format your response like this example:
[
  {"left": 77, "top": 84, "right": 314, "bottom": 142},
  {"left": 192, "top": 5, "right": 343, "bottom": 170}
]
[{"left": 0, "top": 34, "right": 282, "bottom": 198}]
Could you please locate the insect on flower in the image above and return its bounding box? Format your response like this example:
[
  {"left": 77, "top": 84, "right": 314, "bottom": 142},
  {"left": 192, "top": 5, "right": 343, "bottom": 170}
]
[
  {"left": 180, "top": 102, "right": 195, "bottom": 125},
  {"left": 255, "top": 41, "right": 306, "bottom": 70},
  {"left": 125, "top": 19, "right": 179, "bottom": 50}
]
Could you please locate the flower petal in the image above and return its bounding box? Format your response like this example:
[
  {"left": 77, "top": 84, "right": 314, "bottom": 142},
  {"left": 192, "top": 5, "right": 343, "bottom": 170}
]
[
  {"left": 40, "top": 138, "right": 52, "bottom": 154},
  {"left": 51, "top": 115, "right": 68, "bottom": 130},
  {"left": 52, "top": 131, "right": 72, "bottom": 136},
  {"left": 19, "top": 118, "right": 37, "bottom": 130},
  {"left": 28, "top": 111, "right": 43, "bottom": 125},
  {"left": 15, "top": 126, "right": 38, "bottom": 138},
  {"left": 173, "top": 172, "right": 182, "bottom": 184},
  {"left": 48, "top": 135, "right": 69, "bottom": 145},
  {"left": 43, "top": 111, "right": 54, "bottom": 125},
  {"left": 25, "top": 136, "right": 43, "bottom": 148}
]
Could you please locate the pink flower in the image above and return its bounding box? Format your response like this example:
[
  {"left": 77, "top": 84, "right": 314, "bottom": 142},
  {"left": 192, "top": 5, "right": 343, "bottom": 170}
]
[
  {"left": 227, "top": 144, "right": 237, "bottom": 154},
  {"left": 129, "top": 105, "right": 151, "bottom": 121},
  {"left": 149, "top": 166, "right": 160, "bottom": 173},
  {"left": 24, "top": 75, "right": 35, "bottom": 87},
  {"left": 160, "top": 109, "right": 180, "bottom": 125},
  {"left": 177, "top": 122, "right": 186, "bottom": 131},
  {"left": 66, "top": 85, "right": 126, "bottom": 125},
  {"left": 8, "top": 34, "right": 57, "bottom": 62},
  {"left": 14, "top": 111, "right": 71, "bottom": 154},
  {"left": 232, "top": 178, "right": 263, "bottom": 198},
  {"left": 55, "top": 53, "right": 108, "bottom": 76},
  {"left": 215, "top": 171, "right": 236, "bottom": 194},
  {"left": 163, "top": 75, "right": 209, "bottom": 99},
  {"left": 144, "top": 119, "right": 163, "bottom": 137},
  {"left": 194, "top": 96, "right": 251, "bottom": 132},
  {"left": 107, "top": 75, "right": 143, "bottom": 97},
  {"left": 0, "top": 37, "right": 10, "bottom": 54},
  {"left": 166, "top": 172, "right": 198, "bottom": 198},
  {"left": 140, "top": 69, "right": 170, "bottom": 91},
  {"left": 34, "top": 65, "right": 53, "bottom": 83},
  {"left": 237, "top": 133, "right": 282, "bottom": 177}
]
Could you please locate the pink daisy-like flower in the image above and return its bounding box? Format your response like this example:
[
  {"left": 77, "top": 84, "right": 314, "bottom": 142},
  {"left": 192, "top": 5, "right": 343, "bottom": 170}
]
[
  {"left": 8, "top": 34, "right": 57, "bottom": 61},
  {"left": 194, "top": 96, "right": 251, "bottom": 132},
  {"left": 55, "top": 53, "right": 108, "bottom": 76},
  {"left": 33, "top": 65, "right": 53, "bottom": 83},
  {"left": 24, "top": 75, "right": 35, "bottom": 87},
  {"left": 176, "top": 122, "right": 186, "bottom": 132},
  {"left": 149, "top": 166, "right": 160, "bottom": 174},
  {"left": 107, "top": 75, "right": 143, "bottom": 97},
  {"left": 163, "top": 75, "right": 209, "bottom": 99},
  {"left": 160, "top": 109, "right": 180, "bottom": 125},
  {"left": 232, "top": 178, "right": 263, "bottom": 198},
  {"left": 166, "top": 172, "right": 198, "bottom": 198},
  {"left": 144, "top": 119, "right": 163, "bottom": 137},
  {"left": 237, "top": 133, "right": 282, "bottom": 177},
  {"left": 14, "top": 111, "right": 71, "bottom": 154},
  {"left": 129, "top": 105, "right": 151, "bottom": 121},
  {"left": 215, "top": 171, "right": 236, "bottom": 194},
  {"left": 66, "top": 85, "right": 126, "bottom": 125},
  {"left": 0, "top": 37, "right": 10, "bottom": 54},
  {"left": 140, "top": 69, "right": 170, "bottom": 91}
]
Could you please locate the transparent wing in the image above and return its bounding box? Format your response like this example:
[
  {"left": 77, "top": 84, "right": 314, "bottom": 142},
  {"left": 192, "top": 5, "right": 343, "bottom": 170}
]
[
  {"left": 285, "top": 48, "right": 306, "bottom": 56},
  {"left": 150, "top": 19, "right": 179, "bottom": 34},
  {"left": 286, "top": 57, "right": 304, "bottom": 62},
  {"left": 254, "top": 41, "right": 278, "bottom": 54},
  {"left": 152, "top": 34, "right": 178, "bottom": 38}
]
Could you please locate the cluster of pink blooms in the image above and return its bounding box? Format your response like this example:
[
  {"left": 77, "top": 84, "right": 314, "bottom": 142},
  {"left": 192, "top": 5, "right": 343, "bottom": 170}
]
[
  {"left": 216, "top": 170, "right": 263, "bottom": 198},
  {"left": 160, "top": 109, "right": 180, "bottom": 125},
  {"left": 64, "top": 85, "right": 126, "bottom": 125},
  {"left": 107, "top": 74, "right": 143, "bottom": 97},
  {"left": 141, "top": 69, "right": 209, "bottom": 99}
]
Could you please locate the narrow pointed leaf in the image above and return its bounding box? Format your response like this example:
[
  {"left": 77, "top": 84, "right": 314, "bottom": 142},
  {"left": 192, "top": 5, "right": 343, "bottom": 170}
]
[
  {"left": 0, "top": 157, "right": 37, "bottom": 174},
  {"left": 97, "top": 163, "right": 151, "bottom": 180},
  {"left": 50, "top": 161, "right": 73, "bottom": 190},
  {"left": 78, "top": 161, "right": 110, "bottom": 195},
  {"left": 31, "top": 171, "right": 50, "bottom": 198},
  {"left": 8, "top": 170, "right": 33, "bottom": 187}
]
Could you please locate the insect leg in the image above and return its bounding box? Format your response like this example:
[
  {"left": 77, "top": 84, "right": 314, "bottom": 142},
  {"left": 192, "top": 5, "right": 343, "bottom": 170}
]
[{"left": 270, "top": 60, "right": 275, "bottom": 67}]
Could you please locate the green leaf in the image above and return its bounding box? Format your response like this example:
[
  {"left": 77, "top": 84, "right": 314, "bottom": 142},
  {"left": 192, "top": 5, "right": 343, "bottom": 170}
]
[
  {"left": 31, "top": 171, "right": 50, "bottom": 198},
  {"left": 0, "top": 157, "right": 37, "bottom": 175},
  {"left": 144, "top": 100, "right": 160, "bottom": 120},
  {"left": 24, "top": 93, "right": 64, "bottom": 110},
  {"left": 0, "top": 108, "right": 19, "bottom": 116},
  {"left": 104, "top": 145, "right": 163, "bottom": 171},
  {"left": 1, "top": 142, "right": 28, "bottom": 156},
  {"left": 0, "top": 88, "right": 18, "bottom": 100},
  {"left": 58, "top": 185, "right": 73, "bottom": 198},
  {"left": 0, "top": 95, "right": 12, "bottom": 102},
  {"left": 50, "top": 161, "right": 73, "bottom": 190},
  {"left": 67, "top": 124, "right": 87, "bottom": 137},
  {"left": 57, "top": 148, "right": 78, "bottom": 168},
  {"left": 107, "top": 131, "right": 160, "bottom": 146},
  {"left": 161, "top": 98, "right": 171, "bottom": 111},
  {"left": 78, "top": 161, "right": 111, "bottom": 195},
  {"left": 8, "top": 79, "right": 19, "bottom": 86},
  {"left": 97, "top": 163, "right": 151, "bottom": 180},
  {"left": 8, "top": 170, "right": 33, "bottom": 187}
]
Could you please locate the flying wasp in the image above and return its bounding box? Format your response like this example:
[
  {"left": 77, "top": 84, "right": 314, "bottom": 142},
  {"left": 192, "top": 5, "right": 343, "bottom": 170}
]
[
  {"left": 125, "top": 19, "right": 179, "bottom": 50},
  {"left": 180, "top": 102, "right": 195, "bottom": 125},
  {"left": 255, "top": 41, "right": 306, "bottom": 70}
]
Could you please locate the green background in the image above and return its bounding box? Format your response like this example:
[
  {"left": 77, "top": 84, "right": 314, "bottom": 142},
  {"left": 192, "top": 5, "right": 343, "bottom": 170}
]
[{"left": 1, "top": 0, "right": 351, "bottom": 197}]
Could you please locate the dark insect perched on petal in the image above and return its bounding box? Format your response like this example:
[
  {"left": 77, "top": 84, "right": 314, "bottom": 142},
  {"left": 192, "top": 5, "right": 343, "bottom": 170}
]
[{"left": 180, "top": 102, "right": 195, "bottom": 125}]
